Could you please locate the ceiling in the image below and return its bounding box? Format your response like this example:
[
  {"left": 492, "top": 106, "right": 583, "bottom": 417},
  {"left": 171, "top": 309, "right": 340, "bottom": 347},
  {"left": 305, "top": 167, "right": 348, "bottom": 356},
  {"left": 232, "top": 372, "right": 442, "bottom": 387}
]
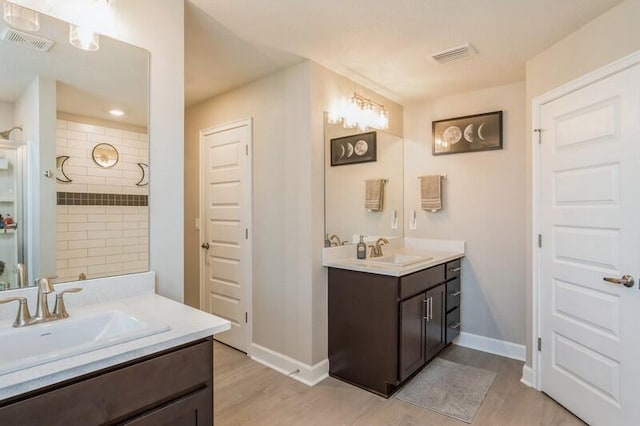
[
  {"left": 186, "top": 0, "right": 624, "bottom": 105},
  {"left": 0, "top": 0, "right": 148, "bottom": 127}
]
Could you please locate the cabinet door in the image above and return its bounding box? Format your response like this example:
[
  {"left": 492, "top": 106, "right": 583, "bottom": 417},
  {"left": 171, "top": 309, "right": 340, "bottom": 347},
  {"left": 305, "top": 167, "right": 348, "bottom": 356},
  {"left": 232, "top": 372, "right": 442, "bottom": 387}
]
[
  {"left": 123, "top": 387, "right": 212, "bottom": 426},
  {"left": 399, "top": 292, "right": 426, "bottom": 382},
  {"left": 425, "top": 283, "right": 446, "bottom": 361}
]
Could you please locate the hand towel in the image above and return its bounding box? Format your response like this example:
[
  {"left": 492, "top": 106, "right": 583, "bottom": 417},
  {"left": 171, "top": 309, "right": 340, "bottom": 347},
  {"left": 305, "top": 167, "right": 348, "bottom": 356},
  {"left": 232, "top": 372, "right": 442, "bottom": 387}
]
[
  {"left": 365, "top": 179, "right": 385, "bottom": 211},
  {"left": 420, "top": 175, "right": 442, "bottom": 212}
]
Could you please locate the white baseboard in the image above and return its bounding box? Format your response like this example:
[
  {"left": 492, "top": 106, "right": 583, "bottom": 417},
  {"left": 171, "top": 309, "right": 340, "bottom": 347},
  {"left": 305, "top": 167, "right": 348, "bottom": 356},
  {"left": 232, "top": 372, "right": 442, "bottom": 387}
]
[
  {"left": 521, "top": 364, "right": 534, "bottom": 388},
  {"left": 454, "top": 331, "right": 526, "bottom": 361},
  {"left": 250, "top": 343, "right": 329, "bottom": 387}
]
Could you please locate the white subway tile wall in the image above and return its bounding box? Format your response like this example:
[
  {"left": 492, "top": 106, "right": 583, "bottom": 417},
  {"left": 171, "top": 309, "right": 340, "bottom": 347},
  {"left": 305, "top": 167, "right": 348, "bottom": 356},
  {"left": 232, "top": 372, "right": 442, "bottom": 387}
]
[{"left": 56, "top": 119, "right": 149, "bottom": 282}]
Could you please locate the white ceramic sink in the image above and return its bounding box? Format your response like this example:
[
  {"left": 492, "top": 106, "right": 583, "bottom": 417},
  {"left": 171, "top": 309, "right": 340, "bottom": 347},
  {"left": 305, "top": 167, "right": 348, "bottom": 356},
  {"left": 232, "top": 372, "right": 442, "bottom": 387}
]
[
  {"left": 359, "top": 253, "right": 432, "bottom": 267},
  {"left": 0, "top": 309, "right": 170, "bottom": 375}
]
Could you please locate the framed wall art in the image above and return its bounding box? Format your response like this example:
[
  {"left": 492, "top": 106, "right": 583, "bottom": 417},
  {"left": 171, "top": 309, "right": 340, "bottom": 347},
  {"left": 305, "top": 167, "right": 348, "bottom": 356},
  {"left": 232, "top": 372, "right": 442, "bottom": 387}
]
[
  {"left": 432, "top": 110, "right": 503, "bottom": 155},
  {"left": 330, "top": 131, "right": 377, "bottom": 166}
]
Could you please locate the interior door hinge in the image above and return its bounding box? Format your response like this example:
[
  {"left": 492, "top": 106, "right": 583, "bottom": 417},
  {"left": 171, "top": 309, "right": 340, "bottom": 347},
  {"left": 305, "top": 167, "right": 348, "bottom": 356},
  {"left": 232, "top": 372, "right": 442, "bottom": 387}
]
[
  {"left": 245, "top": 144, "right": 248, "bottom": 156},
  {"left": 534, "top": 128, "right": 542, "bottom": 144},
  {"left": 245, "top": 312, "right": 248, "bottom": 323},
  {"left": 538, "top": 337, "right": 542, "bottom": 351},
  {"left": 538, "top": 234, "right": 542, "bottom": 248},
  {"left": 245, "top": 228, "right": 248, "bottom": 239}
]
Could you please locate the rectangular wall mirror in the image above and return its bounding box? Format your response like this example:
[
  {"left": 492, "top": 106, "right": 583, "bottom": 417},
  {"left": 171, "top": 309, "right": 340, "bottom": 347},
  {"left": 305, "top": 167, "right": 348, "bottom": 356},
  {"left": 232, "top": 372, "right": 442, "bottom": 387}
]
[
  {"left": 0, "top": 0, "right": 149, "bottom": 289},
  {"left": 324, "top": 113, "right": 404, "bottom": 246}
]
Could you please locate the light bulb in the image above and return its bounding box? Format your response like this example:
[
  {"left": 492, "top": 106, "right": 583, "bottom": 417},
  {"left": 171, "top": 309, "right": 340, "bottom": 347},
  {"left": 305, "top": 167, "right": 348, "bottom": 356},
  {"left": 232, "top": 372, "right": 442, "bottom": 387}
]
[
  {"left": 69, "top": 24, "right": 100, "bottom": 51},
  {"left": 3, "top": 2, "right": 39, "bottom": 32},
  {"left": 377, "top": 109, "right": 389, "bottom": 130}
]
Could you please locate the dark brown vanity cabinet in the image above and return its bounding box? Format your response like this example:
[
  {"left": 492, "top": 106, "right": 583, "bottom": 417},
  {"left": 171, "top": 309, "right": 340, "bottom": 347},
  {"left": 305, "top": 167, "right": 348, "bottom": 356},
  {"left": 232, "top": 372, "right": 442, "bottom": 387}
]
[
  {"left": 329, "top": 258, "right": 462, "bottom": 397},
  {"left": 0, "top": 338, "right": 214, "bottom": 426}
]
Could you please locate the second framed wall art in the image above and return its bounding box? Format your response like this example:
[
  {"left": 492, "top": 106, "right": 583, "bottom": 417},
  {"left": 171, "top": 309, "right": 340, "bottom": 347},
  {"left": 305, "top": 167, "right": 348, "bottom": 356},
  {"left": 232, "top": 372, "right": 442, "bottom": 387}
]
[{"left": 432, "top": 110, "right": 503, "bottom": 155}]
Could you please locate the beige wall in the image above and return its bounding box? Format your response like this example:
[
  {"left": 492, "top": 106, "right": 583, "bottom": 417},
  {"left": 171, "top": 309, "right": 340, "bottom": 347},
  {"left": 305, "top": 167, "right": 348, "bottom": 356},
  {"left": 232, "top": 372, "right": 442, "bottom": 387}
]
[
  {"left": 15, "top": 0, "right": 185, "bottom": 301},
  {"left": 404, "top": 81, "right": 527, "bottom": 346},
  {"left": 185, "top": 60, "right": 402, "bottom": 365},
  {"left": 185, "top": 66, "right": 316, "bottom": 361},
  {"left": 524, "top": 0, "right": 640, "bottom": 365}
]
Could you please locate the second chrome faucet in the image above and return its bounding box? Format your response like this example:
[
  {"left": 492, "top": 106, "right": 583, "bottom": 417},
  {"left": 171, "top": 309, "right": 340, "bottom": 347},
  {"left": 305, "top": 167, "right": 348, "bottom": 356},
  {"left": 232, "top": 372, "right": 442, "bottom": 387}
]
[{"left": 368, "top": 238, "right": 389, "bottom": 258}]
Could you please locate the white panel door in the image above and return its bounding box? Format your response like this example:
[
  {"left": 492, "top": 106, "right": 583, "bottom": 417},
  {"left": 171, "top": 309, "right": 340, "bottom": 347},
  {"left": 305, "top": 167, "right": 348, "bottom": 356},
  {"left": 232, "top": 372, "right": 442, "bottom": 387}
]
[
  {"left": 540, "top": 64, "right": 640, "bottom": 425},
  {"left": 201, "top": 120, "right": 251, "bottom": 353}
]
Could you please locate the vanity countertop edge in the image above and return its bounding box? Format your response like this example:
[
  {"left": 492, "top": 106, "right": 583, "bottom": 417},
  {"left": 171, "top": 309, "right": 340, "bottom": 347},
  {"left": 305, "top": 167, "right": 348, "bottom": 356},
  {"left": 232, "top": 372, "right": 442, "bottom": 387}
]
[
  {"left": 323, "top": 238, "right": 466, "bottom": 276},
  {"left": 0, "top": 293, "right": 230, "bottom": 401}
]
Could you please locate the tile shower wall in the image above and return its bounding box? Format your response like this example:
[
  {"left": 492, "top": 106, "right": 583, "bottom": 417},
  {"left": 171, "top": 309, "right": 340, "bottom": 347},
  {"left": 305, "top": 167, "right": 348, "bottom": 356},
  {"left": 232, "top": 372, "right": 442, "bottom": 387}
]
[{"left": 55, "top": 119, "right": 148, "bottom": 282}]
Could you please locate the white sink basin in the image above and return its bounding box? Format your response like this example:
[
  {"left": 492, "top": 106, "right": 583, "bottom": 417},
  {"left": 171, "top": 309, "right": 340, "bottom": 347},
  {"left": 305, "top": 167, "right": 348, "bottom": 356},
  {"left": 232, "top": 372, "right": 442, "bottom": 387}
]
[
  {"left": 358, "top": 254, "right": 432, "bottom": 267},
  {"left": 0, "top": 309, "right": 170, "bottom": 375}
]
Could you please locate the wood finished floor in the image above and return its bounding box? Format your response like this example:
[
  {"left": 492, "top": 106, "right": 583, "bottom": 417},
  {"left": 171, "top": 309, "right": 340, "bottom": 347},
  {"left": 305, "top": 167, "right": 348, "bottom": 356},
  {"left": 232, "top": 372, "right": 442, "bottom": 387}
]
[{"left": 214, "top": 342, "right": 584, "bottom": 426}]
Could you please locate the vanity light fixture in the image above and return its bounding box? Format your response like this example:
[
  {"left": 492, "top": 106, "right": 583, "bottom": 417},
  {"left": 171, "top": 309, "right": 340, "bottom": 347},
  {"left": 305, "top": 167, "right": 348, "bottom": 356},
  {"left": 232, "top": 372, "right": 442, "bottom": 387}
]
[
  {"left": 328, "top": 93, "right": 389, "bottom": 132},
  {"left": 3, "top": 1, "right": 39, "bottom": 32},
  {"left": 67, "top": 0, "right": 111, "bottom": 51},
  {"left": 69, "top": 24, "right": 99, "bottom": 51}
]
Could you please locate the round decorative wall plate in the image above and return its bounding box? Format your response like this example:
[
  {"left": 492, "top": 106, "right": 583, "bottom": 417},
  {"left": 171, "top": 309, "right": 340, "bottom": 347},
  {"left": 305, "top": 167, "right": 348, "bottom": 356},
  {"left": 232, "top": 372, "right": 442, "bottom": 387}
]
[{"left": 92, "top": 143, "right": 119, "bottom": 168}]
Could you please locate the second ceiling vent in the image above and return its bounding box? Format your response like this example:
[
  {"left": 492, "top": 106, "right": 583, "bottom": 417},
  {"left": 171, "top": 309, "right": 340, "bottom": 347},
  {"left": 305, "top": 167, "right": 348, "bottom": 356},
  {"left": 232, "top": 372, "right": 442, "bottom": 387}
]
[{"left": 431, "top": 43, "right": 476, "bottom": 64}]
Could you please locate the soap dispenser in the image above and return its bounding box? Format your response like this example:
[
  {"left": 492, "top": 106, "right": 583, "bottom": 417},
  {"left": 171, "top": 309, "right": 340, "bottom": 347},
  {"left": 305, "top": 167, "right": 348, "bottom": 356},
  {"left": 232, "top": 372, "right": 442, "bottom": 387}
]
[{"left": 357, "top": 235, "right": 367, "bottom": 259}]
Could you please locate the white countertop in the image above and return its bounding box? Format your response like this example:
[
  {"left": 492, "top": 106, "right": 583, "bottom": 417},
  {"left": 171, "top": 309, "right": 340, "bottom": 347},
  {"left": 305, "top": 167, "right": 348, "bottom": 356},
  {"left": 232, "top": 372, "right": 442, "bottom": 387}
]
[
  {"left": 0, "top": 272, "right": 230, "bottom": 401},
  {"left": 323, "top": 237, "right": 465, "bottom": 276}
]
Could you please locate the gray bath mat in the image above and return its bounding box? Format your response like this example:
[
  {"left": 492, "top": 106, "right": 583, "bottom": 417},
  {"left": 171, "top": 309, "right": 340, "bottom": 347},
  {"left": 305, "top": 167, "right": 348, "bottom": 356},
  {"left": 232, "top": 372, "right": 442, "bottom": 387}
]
[{"left": 394, "top": 357, "right": 496, "bottom": 423}]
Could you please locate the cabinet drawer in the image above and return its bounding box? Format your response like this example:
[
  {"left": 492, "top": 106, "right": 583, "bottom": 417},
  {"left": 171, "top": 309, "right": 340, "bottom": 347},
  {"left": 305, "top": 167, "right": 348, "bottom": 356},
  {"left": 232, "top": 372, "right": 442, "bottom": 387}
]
[
  {"left": 446, "top": 308, "right": 461, "bottom": 344},
  {"left": 400, "top": 264, "right": 445, "bottom": 299},
  {"left": 446, "top": 278, "right": 461, "bottom": 312},
  {"left": 0, "top": 340, "right": 213, "bottom": 426},
  {"left": 445, "top": 259, "right": 461, "bottom": 280},
  {"left": 446, "top": 259, "right": 461, "bottom": 280}
]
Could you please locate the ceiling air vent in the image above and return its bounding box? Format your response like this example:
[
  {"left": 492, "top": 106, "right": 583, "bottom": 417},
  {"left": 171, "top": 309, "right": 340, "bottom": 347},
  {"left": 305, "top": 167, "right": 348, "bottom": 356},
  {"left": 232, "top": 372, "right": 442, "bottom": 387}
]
[
  {"left": 1, "top": 28, "right": 55, "bottom": 52},
  {"left": 431, "top": 43, "right": 476, "bottom": 64}
]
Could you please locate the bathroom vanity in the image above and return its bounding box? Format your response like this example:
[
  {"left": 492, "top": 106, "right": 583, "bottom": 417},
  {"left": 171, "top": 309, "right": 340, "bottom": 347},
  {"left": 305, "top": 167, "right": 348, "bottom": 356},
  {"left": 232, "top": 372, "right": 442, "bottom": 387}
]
[
  {"left": 0, "top": 339, "right": 214, "bottom": 425},
  {"left": 324, "top": 239, "right": 464, "bottom": 397},
  {"left": 0, "top": 272, "right": 230, "bottom": 426}
]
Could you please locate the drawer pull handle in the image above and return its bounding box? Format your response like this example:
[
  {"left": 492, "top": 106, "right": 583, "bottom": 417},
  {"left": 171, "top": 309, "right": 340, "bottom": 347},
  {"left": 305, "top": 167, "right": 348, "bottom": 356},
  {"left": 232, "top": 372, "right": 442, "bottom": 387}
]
[
  {"left": 448, "top": 267, "right": 461, "bottom": 273},
  {"left": 449, "top": 322, "right": 461, "bottom": 330},
  {"left": 448, "top": 290, "right": 461, "bottom": 297}
]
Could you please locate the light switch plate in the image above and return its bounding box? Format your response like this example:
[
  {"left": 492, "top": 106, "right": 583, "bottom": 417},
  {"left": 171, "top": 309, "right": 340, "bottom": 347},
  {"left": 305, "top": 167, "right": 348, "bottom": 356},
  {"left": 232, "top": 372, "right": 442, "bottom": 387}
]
[{"left": 195, "top": 217, "right": 200, "bottom": 230}]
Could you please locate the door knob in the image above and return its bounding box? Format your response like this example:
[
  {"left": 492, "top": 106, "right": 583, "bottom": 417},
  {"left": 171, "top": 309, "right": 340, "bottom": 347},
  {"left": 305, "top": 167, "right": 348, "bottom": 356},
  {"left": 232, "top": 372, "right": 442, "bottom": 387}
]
[
  {"left": 201, "top": 242, "right": 210, "bottom": 250},
  {"left": 603, "top": 274, "right": 634, "bottom": 288}
]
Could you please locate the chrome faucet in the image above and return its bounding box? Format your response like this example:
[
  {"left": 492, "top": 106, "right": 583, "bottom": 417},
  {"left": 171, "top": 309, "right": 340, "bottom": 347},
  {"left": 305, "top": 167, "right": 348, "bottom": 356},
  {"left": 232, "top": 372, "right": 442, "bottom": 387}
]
[
  {"left": 368, "top": 238, "right": 389, "bottom": 258},
  {"left": 34, "top": 277, "right": 55, "bottom": 321},
  {"left": 329, "top": 234, "right": 342, "bottom": 247},
  {"left": 0, "top": 278, "right": 83, "bottom": 327}
]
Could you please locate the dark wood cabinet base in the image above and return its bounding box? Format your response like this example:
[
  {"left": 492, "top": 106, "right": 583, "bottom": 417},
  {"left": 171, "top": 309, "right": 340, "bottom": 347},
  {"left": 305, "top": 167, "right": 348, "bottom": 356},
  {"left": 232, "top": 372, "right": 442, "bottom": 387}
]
[
  {"left": 329, "top": 259, "right": 462, "bottom": 398},
  {"left": 0, "top": 338, "right": 215, "bottom": 426}
]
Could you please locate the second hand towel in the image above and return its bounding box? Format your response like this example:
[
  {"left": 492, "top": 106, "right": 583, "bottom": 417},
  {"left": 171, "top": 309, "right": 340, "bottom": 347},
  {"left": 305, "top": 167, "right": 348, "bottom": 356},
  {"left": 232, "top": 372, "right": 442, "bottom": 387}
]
[
  {"left": 365, "top": 179, "right": 385, "bottom": 211},
  {"left": 420, "top": 175, "right": 442, "bottom": 212}
]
